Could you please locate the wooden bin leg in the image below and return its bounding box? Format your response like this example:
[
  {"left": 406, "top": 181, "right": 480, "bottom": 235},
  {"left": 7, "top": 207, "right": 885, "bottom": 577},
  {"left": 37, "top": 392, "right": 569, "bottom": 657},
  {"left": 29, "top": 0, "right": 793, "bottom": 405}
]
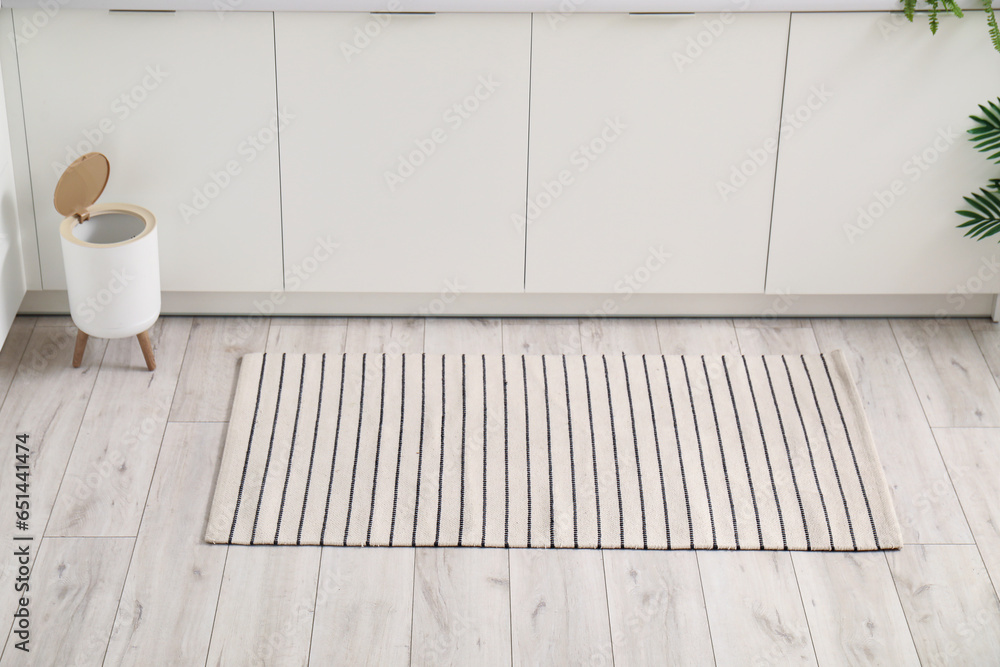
[
  {"left": 72, "top": 330, "right": 88, "bottom": 368},
  {"left": 136, "top": 330, "right": 156, "bottom": 371}
]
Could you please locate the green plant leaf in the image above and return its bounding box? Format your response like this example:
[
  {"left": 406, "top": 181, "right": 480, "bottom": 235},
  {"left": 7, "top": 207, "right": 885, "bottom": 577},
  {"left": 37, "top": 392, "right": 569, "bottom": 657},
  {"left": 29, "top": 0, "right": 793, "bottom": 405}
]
[
  {"left": 902, "top": 0, "right": 916, "bottom": 21},
  {"left": 969, "top": 99, "right": 1000, "bottom": 164},
  {"left": 899, "top": 0, "right": 1000, "bottom": 54},
  {"left": 985, "top": 0, "right": 1000, "bottom": 53},
  {"left": 957, "top": 186, "right": 1000, "bottom": 241}
]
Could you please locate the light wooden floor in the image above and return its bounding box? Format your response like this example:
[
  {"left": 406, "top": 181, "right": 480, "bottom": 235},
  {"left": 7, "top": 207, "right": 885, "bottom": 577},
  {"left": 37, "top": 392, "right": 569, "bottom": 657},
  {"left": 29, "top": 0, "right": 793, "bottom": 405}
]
[{"left": 2, "top": 315, "right": 1000, "bottom": 666}]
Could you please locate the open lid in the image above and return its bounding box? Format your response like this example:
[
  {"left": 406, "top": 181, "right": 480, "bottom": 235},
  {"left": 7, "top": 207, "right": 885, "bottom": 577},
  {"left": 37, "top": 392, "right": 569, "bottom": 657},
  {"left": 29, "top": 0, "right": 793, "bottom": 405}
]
[{"left": 54, "top": 152, "right": 110, "bottom": 221}]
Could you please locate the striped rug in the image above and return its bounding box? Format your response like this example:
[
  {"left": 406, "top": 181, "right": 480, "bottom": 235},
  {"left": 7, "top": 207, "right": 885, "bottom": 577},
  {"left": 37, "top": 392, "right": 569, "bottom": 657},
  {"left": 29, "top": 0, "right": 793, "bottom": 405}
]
[{"left": 206, "top": 352, "right": 901, "bottom": 550}]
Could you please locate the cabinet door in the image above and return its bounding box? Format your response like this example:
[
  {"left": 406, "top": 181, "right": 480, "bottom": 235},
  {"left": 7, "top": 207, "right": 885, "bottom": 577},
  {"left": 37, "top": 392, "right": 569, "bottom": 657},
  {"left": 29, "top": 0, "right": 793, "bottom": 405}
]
[
  {"left": 17, "top": 10, "right": 282, "bottom": 292},
  {"left": 275, "top": 13, "right": 530, "bottom": 293},
  {"left": 525, "top": 13, "right": 789, "bottom": 294},
  {"left": 768, "top": 13, "right": 1000, "bottom": 295},
  {"left": 0, "top": 57, "right": 25, "bottom": 344}
]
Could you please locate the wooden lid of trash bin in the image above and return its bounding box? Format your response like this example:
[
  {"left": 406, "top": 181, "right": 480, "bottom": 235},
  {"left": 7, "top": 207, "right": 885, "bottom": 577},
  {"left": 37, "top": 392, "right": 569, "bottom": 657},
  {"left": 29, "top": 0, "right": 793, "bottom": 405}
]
[{"left": 54, "top": 152, "right": 110, "bottom": 222}]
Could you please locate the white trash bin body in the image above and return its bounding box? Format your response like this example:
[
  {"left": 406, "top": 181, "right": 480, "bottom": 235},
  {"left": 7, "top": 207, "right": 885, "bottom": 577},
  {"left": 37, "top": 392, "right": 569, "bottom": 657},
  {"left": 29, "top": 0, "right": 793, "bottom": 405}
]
[
  {"left": 55, "top": 153, "right": 161, "bottom": 340},
  {"left": 60, "top": 203, "right": 160, "bottom": 339}
]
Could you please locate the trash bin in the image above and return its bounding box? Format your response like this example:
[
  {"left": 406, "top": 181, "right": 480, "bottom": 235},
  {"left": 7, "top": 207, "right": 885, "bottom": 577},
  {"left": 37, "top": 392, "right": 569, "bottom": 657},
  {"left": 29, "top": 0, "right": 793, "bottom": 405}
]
[{"left": 55, "top": 152, "right": 160, "bottom": 371}]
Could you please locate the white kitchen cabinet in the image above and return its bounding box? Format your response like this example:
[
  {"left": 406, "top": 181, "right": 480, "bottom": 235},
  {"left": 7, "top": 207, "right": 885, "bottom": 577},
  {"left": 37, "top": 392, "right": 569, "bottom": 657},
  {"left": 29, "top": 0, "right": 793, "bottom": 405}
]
[
  {"left": 16, "top": 10, "right": 282, "bottom": 292},
  {"left": 0, "top": 55, "right": 25, "bottom": 344},
  {"left": 524, "top": 13, "right": 790, "bottom": 294},
  {"left": 274, "top": 12, "right": 530, "bottom": 293},
  {"left": 768, "top": 13, "right": 1000, "bottom": 295}
]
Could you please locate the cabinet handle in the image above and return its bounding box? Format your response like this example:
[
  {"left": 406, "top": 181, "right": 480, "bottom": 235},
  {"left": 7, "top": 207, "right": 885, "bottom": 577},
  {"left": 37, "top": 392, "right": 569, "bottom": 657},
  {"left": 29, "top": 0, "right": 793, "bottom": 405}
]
[
  {"left": 108, "top": 9, "right": 176, "bottom": 14},
  {"left": 627, "top": 12, "right": 695, "bottom": 16},
  {"left": 370, "top": 11, "right": 436, "bottom": 15}
]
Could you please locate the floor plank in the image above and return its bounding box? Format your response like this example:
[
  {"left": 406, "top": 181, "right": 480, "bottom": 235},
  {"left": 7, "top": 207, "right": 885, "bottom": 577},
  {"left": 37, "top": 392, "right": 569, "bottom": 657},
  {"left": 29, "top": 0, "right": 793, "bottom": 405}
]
[
  {"left": 891, "top": 320, "right": 1000, "bottom": 427},
  {"left": 411, "top": 549, "right": 511, "bottom": 667},
  {"left": 967, "top": 317, "right": 999, "bottom": 332},
  {"left": 712, "top": 321, "right": 821, "bottom": 666},
  {"left": 412, "top": 315, "right": 511, "bottom": 666},
  {"left": 207, "top": 320, "right": 356, "bottom": 666},
  {"left": 579, "top": 318, "right": 661, "bottom": 354},
  {"left": 307, "top": 318, "right": 421, "bottom": 666},
  {"left": 888, "top": 545, "right": 1000, "bottom": 665},
  {"left": 47, "top": 317, "right": 192, "bottom": 537},
  {"left": 266, "top": 319, "right": 349, "bottom": 352},
  {"left": 103, "top": 422, "right": 229, "bottom": 666},
  {"left": 502, "top": 318, "right": 581, "bottom": 355},
  {"left": 345, "top": 317, "right": 425, "bottom": 356},
  {"left": 733, "top": 316, "right": 813, "bottom": 329},
  {"left": 656, "top": 318, "right": 739, "bottom": 356},
  {"left": 0, "top": 317, "right": 34, "bottom": 407},
  {"left": 509, "top": 550, "right": 613, "bottom": 666},
  {"left": 206, "top": 546, "right": 322, "bottom": 666},
  {"left": 603, "top": 551, "right": 714, "bottom": 666},
  {"left": 31, "top": 315, "right": 73, "bottom": 328},
  {"left": 792, "top": 552, "right": 920, "bottom": 666},
  {"left": 0, "top": 537, "right": 133, "bottom": 666},
  {"left": 973, "top": 327, "right": 1000, "bottom": 398},
  {"left": 601, "top": 317, "right": 731, "bottom": 666},
  {"left": 506, "top": 319, "right": 616, "bottom": 665},
  {"left": 0, "top": 327, "right": 107, "bottom": 618},
  {"left": 700, "top": 550, "right": 816, "bottom": 666},
  {"left": 934, "top": 428, "right": 1000, "bottom": 599},
  {"left": 735, "top": 324, "right": 820, "bottom": 356},
  {"left": 308, "top": 548, "right": 414, "bottom": 666},
  {"left": 169, "top": 316, "right": 270, "bottom": 422},
  {"left": 811, "top": 319, "right": 973, "bottom": 545},
  {"left": 425, "top": 317, "right": 502, "bottom": 354}
]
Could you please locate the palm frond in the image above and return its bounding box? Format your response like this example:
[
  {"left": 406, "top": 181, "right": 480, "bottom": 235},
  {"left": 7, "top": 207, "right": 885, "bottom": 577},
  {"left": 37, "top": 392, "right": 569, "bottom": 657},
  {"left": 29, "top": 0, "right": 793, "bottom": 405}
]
[
  {"left": 969, "top": 99, "right": 1000, "bottom": 164},
  {"left": 957, "top": 185, "right": 1000, "bottom": 242}
]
